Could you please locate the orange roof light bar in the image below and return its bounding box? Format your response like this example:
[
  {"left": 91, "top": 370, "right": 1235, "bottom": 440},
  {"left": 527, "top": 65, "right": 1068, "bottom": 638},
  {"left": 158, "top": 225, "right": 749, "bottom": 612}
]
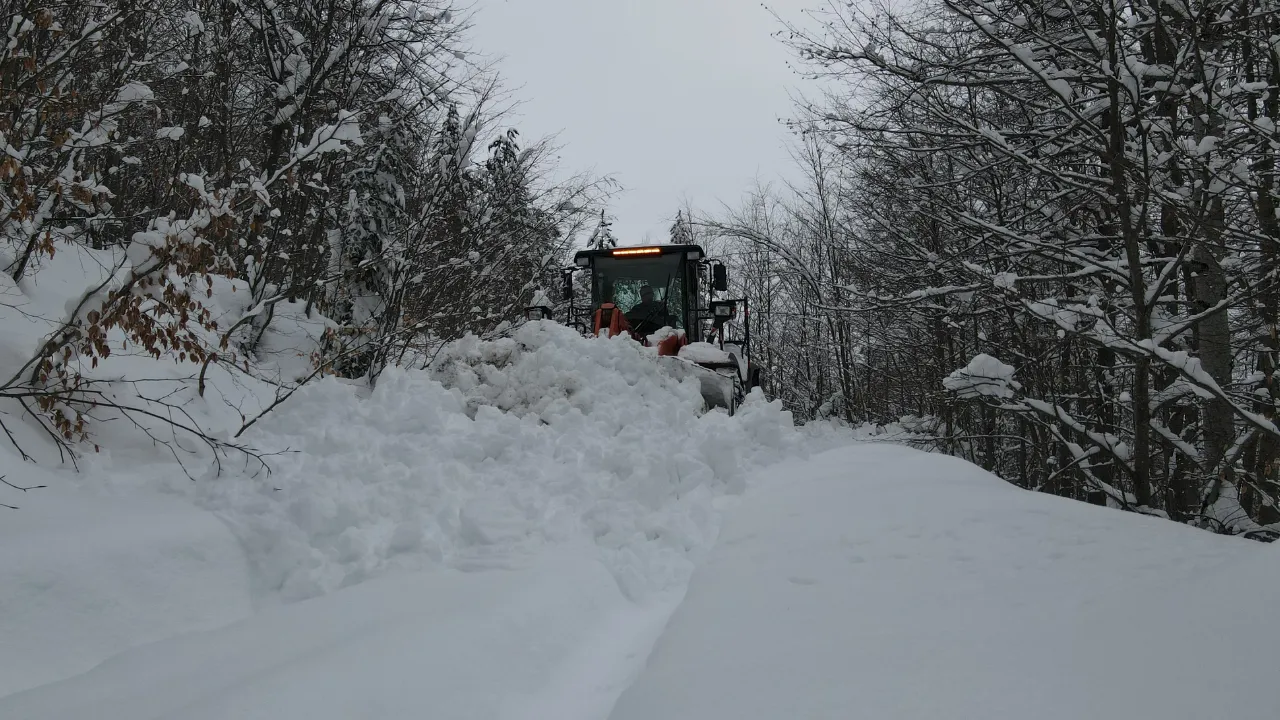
[{"left": 611, "top": 247, "right": 664, "bottom": 257}]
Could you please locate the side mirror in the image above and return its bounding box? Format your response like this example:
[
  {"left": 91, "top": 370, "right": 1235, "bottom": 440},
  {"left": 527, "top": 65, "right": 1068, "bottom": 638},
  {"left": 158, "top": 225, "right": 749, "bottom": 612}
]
[
  {"left": 561, "top": 271, "right": 574, "bottom": 301},
  {"left": 712, "top": 264, "right": 728, "bottom": 292}
]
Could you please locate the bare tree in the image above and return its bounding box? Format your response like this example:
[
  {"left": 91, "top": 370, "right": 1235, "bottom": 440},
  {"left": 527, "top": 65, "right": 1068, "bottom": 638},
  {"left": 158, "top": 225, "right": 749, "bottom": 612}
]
[{"left": 710, "top": 0, "right": 1280, "bottom": 536}]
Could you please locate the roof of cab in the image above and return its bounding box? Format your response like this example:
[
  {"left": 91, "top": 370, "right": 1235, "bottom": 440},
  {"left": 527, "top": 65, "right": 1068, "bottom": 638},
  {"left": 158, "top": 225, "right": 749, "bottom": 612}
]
[{"left": 572, "top": 244, "right": 705, "bottom": 263}]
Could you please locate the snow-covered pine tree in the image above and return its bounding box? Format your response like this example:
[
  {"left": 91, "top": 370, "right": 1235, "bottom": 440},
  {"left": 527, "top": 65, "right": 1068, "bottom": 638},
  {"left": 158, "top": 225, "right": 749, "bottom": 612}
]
[
  {"left": 588, "top": 210, "right": 619, "bottom": 249},
  {"left": 669, "top": 210, "right": 694, "bottom": 244}
]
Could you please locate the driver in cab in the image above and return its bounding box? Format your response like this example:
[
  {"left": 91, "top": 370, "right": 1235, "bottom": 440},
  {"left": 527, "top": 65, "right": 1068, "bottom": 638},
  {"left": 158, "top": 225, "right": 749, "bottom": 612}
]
[{"left": 626, "top": 284, "right": 669, "bottom": 331}]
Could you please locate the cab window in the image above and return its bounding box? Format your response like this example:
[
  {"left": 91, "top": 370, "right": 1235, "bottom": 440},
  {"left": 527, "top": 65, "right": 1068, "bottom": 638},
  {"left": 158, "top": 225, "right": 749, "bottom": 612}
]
[{"left": 592, "top": 255, "right": 686, "bottom": 329}]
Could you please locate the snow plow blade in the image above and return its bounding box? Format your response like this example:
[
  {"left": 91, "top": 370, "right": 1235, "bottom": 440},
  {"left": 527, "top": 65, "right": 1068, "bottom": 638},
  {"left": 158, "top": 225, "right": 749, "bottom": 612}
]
[{"left": 655, "top": 356, "right": 739, "bottom": 413}]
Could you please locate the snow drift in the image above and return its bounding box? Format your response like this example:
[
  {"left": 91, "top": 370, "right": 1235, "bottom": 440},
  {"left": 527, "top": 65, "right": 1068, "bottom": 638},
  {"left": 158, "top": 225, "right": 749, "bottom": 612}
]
[
  {"left": 2, "top": 254, "right": 844, "bottom": 698},
  {"left": 187, "top": 319, "right": 821, "bottom": 605},
  {"left": 8, "top": 244, "right": 1271, "bottom": 720}
]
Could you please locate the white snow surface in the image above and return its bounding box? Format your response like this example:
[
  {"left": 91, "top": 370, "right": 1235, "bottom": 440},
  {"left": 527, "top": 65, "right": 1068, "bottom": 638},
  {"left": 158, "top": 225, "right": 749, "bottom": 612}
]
[
  {"left": 0, "top": 477, "right": 252, "bottom": 697},
  {"left": 943, "top": 352, "right": 1020, "bottom": 399},
  {"left": 1, "top": 245, "right": 843, "bottom": 700},
  {"left": 676, "top": 341, "right": 731, "bottom": 364},
  {"left": 609, "top": 443, "right": 1277, "bottom": 720},
  {"left": 215, "top": 320, "right": 826, "bottom": 604},
  {"left": 5, "top": 441, "right": 1275, "bottom": 720},
  {"left": 0, "top": 548, "right": 678, "bottom": 720},
  {"left": 3, "top": 244, "right": 1275, "bottom": 718}
]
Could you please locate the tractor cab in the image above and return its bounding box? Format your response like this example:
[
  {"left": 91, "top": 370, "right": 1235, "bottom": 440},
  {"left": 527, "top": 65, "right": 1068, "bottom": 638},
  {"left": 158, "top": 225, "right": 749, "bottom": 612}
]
[
  {"left": 532, "top": 243, "right": 761, "bottom": 412},
  {"left": 577, "top": 245, "right": 702, "bottom": 341}
]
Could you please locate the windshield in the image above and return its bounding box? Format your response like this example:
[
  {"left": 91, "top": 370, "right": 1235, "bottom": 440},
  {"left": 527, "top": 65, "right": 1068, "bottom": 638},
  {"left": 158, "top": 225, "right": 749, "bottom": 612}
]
[{"left": 592, "top": 254, "right": 687, "bottom": 331}]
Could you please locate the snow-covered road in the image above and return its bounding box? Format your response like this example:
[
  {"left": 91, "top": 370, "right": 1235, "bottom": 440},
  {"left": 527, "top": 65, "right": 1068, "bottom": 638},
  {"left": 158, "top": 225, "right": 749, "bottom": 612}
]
[
  {"left": 1, "top": 546, "right": 677, "bottom": 720},
  {"left": 4, "top": 443, "right": 1275, "bottom": 720},
  {"left": 0, "top": 485, "right": 252, "bottom": 697},
  {"left": 610, "top": 444, "right": 1278, "bottom": 720},
  {"left": 0, "top": 319, "right": 844, "bottom": 716},
  {"left": 2, "top": 289, "right": 1275, "bottom": 718}
]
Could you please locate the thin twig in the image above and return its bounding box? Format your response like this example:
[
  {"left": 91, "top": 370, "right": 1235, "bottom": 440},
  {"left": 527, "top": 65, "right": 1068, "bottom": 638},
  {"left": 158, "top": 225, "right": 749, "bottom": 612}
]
[{"left": 0, "top": 475, "right": 46, "bottom": 492}]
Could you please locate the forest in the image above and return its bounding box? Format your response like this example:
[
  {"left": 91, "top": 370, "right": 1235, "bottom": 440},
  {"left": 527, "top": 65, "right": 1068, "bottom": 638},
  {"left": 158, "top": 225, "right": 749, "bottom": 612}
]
[
  {"left": 699, "top": 0, "right": 1280, "bottom": 537},
  {"left": 2, "top": 0, "right": 609, "bottom": 454},
  {"left": 5, "top": 0, "right": 1280, "bottom": 538}
]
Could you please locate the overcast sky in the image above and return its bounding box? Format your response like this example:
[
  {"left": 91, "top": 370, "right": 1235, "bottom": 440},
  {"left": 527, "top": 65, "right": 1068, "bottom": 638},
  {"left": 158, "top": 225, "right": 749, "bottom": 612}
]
[{"left": 468, "top": 0, "right": 814, "bottom": 245}]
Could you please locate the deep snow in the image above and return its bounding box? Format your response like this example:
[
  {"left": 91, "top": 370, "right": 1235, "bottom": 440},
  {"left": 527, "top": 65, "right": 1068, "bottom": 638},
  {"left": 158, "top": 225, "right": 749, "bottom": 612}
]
[
  {"left": 609, "top": 444, "right": 1277, "bottom": 720},
  {"left": 1, "top": 246, "right": 848, "bottom": 702},
  {"left": 0, "top": 548, "right": 676, "bottom": 720},
  {"left": 4, "top": 443, "right": 1275, "bottom": 720},
  {"left": 184, "top": 320, "right": 837, "bottom": 605},
  {"left": 4, "top": 244, "right": 1275, "bottom": 719},
  {"left": 0, "top": 481, "right": 251, "bottom": 697}
]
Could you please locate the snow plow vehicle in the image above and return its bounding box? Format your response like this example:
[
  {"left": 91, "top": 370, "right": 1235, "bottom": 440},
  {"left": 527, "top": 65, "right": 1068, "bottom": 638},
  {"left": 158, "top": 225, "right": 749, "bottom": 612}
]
[{"left": 527, "top": 243, "right": 762, "bottom": 413}]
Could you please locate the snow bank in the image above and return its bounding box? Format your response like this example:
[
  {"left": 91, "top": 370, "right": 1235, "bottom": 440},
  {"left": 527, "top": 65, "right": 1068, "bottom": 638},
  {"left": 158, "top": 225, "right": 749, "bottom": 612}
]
[
  {"left": 609, "top": 443, "right": 1272, "bottom": 720},
  {"left": 0, "top": 242, "right": 847, "bottom": 702},
  {"left": 0, "top": 453, "right": 251, "bottom": 697},
  {"left": 0, "top": 241, "right": 332, "bottom": 468},
  {"left": 0, "top": 244, "right": 306, "bottom": 695},
  {"left": 176, "top": 320, "right": 819, "bottom": 604}
]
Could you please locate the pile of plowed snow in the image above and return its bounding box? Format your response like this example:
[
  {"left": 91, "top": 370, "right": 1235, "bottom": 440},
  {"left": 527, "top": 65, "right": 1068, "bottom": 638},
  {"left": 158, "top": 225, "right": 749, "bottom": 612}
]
[
  {"left": 430, "top": 319, "right": 708, "bottom": 422},
  {"left": 178, "top": 320, "right": 841, "bottom": 603},
  {"left": 1, "top": 243, "right": 857, "bottom": 698}
]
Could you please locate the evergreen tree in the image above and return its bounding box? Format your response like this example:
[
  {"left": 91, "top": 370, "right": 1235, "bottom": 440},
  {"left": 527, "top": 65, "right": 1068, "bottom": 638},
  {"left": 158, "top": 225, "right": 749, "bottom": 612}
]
[
  {"left": 588, "top": 210, "right": 619, "bottom": 249},
  {"left": 669, "top": 210, "right": 694, "bottom": 245}
]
